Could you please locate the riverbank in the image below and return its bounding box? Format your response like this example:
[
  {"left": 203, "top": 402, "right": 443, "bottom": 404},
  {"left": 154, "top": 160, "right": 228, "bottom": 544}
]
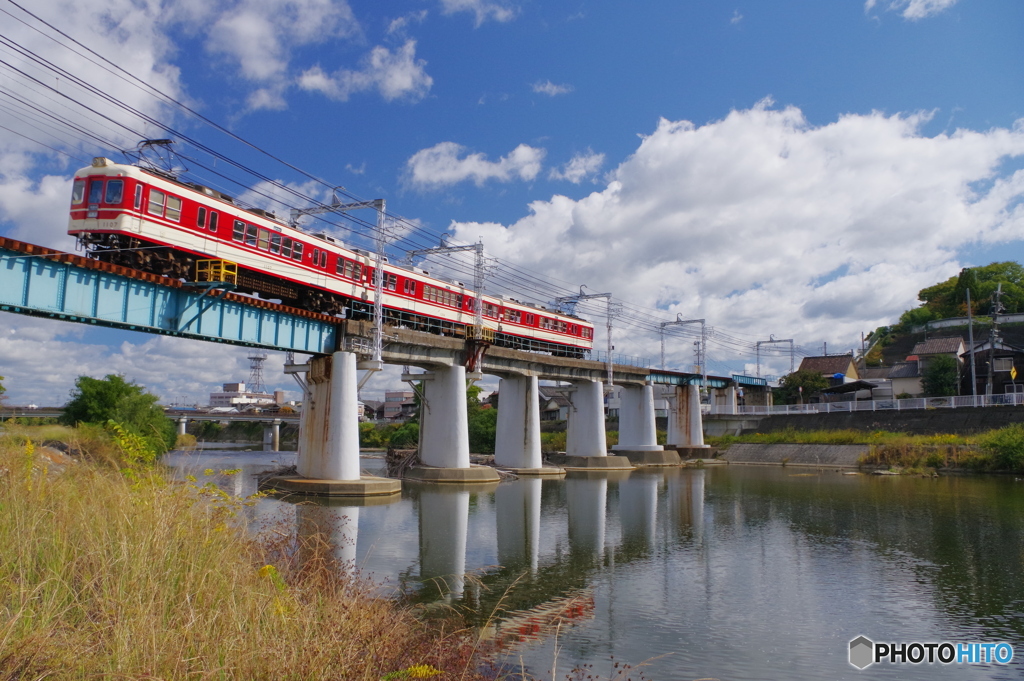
[
  {"left": 0, "top": 425, "right": 492, "bottom": 680},
  {"left": 708, "top": 425, "right": 1024, "bottom": 473}
]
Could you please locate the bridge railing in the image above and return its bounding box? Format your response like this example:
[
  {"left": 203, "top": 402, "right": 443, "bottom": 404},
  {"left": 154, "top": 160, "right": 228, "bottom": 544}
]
[
  {"left": 705, "top": 393, "right": 1024, "bottom": 416},
  {"left": 594, "top": 351, "right": 651, "bottom": 369}
]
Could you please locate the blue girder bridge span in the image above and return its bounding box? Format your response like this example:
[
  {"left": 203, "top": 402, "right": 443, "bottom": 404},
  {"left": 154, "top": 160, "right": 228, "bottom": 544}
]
[{"left": 0, "top": 237, "right": 337, "bottom": 355}]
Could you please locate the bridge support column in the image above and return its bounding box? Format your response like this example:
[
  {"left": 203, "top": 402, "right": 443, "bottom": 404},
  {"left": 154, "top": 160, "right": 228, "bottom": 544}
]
[
  {"left": 272, "top": 419, "right": 281, "bottom": 452},
  {"left": 667, "top": 384, "right": 710, "bottom": 459},
  {"left": 176, "top": 418, "right": 188, "bottom": 437},
  {"left": 550, "top": 379, "right": 632, "bottom": 470},
  {"left": 494, "top": 375, "right": 562, "bottom": 475},
  {"left": 613, "top": 382, "right": 678, "bottom": 466},
  {"left": 405, "top": 364, "right": 500, "bottom": 483},
  {"left": 262, "top": 351, "right": 400, "bottom": 497}
]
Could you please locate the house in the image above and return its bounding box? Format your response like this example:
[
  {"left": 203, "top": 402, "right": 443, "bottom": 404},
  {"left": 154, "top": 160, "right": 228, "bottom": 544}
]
[
  {"left": 909, "top": 337, "right": 966, "bottom": 371},
  {"left": 858, "top": 367, "right": 893, "bottom": 400},
  {"left": 959, "top": 339, "right": 1024, "bottom": 397},
  {"left": 538, "top": 386, "right": 572, "bottom": 421},
  {"left": 797, "top": 355, "right": 860, "bottom": 384},
  {"left": 888, "top": 361, "right": 922, "bottom": 397}
]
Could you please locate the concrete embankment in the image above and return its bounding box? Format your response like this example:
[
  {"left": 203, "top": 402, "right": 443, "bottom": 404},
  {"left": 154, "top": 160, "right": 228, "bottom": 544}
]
[
  {"left": 749, "top": 406, "right": 1024, "bottom": 436},
  {"left": 718, "top": 443, "right": 869, "bottom": 468}
]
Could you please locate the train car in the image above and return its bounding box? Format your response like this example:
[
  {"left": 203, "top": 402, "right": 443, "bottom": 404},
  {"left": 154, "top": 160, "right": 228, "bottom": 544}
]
[{"left": 67, "top": 158, "right": 594, "bottom": 357}]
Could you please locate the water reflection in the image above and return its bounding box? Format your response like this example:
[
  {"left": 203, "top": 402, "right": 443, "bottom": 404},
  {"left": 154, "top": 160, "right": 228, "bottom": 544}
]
[
  {"left": 496, "top": 477, "right": 541, "bottom": 575},
  {"left": 296, "top": 503, "right": 359, "bottom": 572},
  {"left": 164, "top": 451, "right": 1024, "bottom": 680}
]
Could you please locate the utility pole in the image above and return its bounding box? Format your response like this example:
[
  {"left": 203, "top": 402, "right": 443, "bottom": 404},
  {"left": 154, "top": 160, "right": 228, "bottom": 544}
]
[
  {"left": 291, "top": 193, "right": 388, "bottom": 367},
  {"left": 987, "top": 283, "right": 1005, "bottom": 396},
  {"left": 967, "top": 288, "right": 977, "bottom": 402},
  {"left": 554, "top": 288, "right": 620, "bottom": 386},
  {"left": 756, "top": 336, "right": 795, "bottom": 377}
]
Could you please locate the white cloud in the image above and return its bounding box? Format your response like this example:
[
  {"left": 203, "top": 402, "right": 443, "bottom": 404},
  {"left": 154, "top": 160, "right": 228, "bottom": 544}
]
[
  {"left": 387, "top": 10, "right": 428, "bottom": 35},
  {"left": 532, "top": 80, "right": 573, "bottom": 97},
  {"left": 549, "top": 150, "right": 605, "bottom": 184},
  {"left": 438, "top": 0, "right": 516, "bottom": 26},
  {"left": 0, "top": 315, "right": 298, "bottom": 407},
  {"left": 865, "top": 0, "right": 959, "bottom": 20},
  {"left": 450, "top": 101, "right": 1024, "bottom": 369},
  {"left": 299, "top": 41, "right": 433, "bottom": 103},
  {"left": 731, "top": 10, "right": 744, "bottom": 24},
  {"left": 405, "top": 142, "right": 546, "bottom": 189},
  {"left": 206, "top": 0, "right": 359, "bottom": 109}
]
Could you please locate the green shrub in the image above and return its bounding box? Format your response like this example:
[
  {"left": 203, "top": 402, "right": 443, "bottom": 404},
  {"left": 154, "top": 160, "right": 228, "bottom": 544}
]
[{"left": 979, "top": 424, "right": 1024, "bottom": 471}]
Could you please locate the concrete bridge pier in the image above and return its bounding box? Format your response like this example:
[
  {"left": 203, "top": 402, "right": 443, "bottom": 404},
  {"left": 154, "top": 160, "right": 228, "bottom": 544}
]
[
  {"left": 405, "top": 364, "right": 500, "bottom": 483},
  {"left": 667, "top": 384, "right": 710, "bottom": 459},
  {"left": 263, "top": 351, "right": 400, "bottom": 497},
  {"left": 496, "top": 478, "right": 542, "bottom": 574},
  {"left": 613, "top": 381, "right": 679, "bottom": 466},
  {"left": 176, "top": 417, "right": 188, "bottom": 437},
  {"left": 261, "top": 419, "right": 281, "bottom": 452},
  {"left": 552, "top": 379, "right": 632, "bottom": 470},
  {"left": 494, "top": 374, "right": 563, "bottom": 475}
]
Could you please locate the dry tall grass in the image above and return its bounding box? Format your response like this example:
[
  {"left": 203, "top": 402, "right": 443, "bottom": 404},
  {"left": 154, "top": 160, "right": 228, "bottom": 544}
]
[{"left": 0, "top": 430, "right": 488, "bottom": 680}]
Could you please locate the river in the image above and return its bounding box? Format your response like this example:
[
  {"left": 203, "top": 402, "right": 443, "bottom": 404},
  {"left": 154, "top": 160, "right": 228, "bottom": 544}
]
[{"left": 163, "top": 451, "right": 1024, "bottom": 680}]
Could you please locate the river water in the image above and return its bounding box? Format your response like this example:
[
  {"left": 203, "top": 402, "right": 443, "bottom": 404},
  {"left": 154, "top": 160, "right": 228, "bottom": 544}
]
[{"left": 163, "top": 451, "right": 1024, "bottom": 680}]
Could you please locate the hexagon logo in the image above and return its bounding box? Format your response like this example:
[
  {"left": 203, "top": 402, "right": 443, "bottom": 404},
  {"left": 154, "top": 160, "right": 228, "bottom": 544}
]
[{"left": 849, "top": 635, "right": 874, "bottom": 669}]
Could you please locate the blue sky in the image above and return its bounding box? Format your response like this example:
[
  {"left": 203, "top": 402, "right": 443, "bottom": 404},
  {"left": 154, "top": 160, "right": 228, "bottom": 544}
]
[{"left": 2, "top": 0, "right": 1024, "bottom": 405}]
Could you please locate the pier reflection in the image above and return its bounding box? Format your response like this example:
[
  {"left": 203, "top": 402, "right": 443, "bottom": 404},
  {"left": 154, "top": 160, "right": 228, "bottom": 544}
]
[
  {"left": 566, "top": 472, "right": 608, "bottom": 562},
  {"left": 496, "top": 477, "right": 542, "bottom": 574}
]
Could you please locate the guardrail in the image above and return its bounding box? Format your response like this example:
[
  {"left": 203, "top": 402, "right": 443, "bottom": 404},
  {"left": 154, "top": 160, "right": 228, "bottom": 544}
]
[{"left": 704, "top": 393, "right": 1024, "bottom": 416}]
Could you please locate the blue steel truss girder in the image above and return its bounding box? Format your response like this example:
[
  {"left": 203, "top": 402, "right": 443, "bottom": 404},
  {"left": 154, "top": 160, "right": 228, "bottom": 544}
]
[
  {"left": 647, "top": 370, "right": 731, "bottom": 388},
  {"left": 0, "top": 246, "right": 337, "bottom": 355}
]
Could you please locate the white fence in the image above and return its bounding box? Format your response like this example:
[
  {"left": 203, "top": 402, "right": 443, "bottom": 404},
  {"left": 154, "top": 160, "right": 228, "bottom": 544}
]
[{"left": 704, "top": 393, "right": 1024, "bottom": 416}]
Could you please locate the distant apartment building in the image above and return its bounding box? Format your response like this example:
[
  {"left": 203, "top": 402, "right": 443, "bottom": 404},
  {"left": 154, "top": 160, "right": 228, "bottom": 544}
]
[
  {"left": 208, "top": 382, "right": 279, "bottom": 408},
  {"left": 383, "top": 390, "right": 416, "bottom": 421}
]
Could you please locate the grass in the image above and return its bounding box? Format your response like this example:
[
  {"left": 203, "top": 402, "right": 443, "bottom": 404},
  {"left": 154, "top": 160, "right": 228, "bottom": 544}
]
[{"left": 0, "top": 426, "right": 494, "bottom": 680}]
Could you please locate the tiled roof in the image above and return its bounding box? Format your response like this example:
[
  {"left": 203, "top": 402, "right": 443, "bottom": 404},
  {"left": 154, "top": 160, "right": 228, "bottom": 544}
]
[
  {"left": 888, "top": 361, "right": 920, "bottom": 379},
  {"left": 910, "top": 337, "right": 964, "bottom": 356},
  {"left": 798, "top": 355, "right": 856, "bottom": 376},
  {"left": 858, "top": 367, "right": 892, "bottom": 379}
]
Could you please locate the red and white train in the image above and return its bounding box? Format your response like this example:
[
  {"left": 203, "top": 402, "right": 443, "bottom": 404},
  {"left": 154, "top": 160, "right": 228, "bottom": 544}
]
[{"left": 67, "top": 158, "right": 593, "bottom": 356}]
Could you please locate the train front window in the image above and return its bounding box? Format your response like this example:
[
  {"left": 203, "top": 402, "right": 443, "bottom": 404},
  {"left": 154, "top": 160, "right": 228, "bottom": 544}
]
[
  {"left": 197, "top": 207, "right": 207, "bottom": 228},
  {"left": 71, "top": 179, "right": 85, "bottom": 204},
  {"left": 165, "top": 196, "right": 181, "bottom": 221},
  {"left": 104, "top": 180, "right": 123, "bottom": 204},
  {"left": 148, "top": 189, "right": 165, "bottom": 216},
  {"left": 88, "top": 180, "right": 103, "bottom": 205}
]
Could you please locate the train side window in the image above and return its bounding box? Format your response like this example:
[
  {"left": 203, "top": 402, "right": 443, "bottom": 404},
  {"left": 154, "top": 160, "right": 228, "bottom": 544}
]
[
  {"left": 88, "top": 180, "right": 103, "bottom": 205},
  {"left": 312, "top": 248, "right": 319, "bottom": 265},
  {"left": 134, "top": 184, "right": 143, "bottom": 209},
  {"left": 404, "top": 279, "right": 416, "bottom": 295},
  {"left": 233, "top": 220, "right": 245, "bottom": 241},
  {"left": 71, "top": 179, "right": 86, "bottom": 204},
  {"left": 244, "top": 224, "right": 258, "bottom": 246},
  {"left": 197, "top": 207, "right": 207, "bottom": 228},
  {"left": 208, "top": 212, "right": 218, "bottom": 233},
  {"left": 258, "top": 229, "right": 271, "bottom": 250},
  {"left": 270, "top": 233, "right": 281, "bottom": 254},
  {"left": 281, "top": 237, "right": 292, "bottom": 257},
  {"left": 104, "top": 180, "right": 123, "bottom": 204},
  {"left": 385, "top": 274, "right": 397, "bottom": 291},
  {"left": 165, "top": 195, "right": 181, "bottom": 221},
  {"left": 292, "top": 242, "right": 303, "bottom": 261},
  {"left": 319, "top": 251, "right": 327, "bottom": 268},
  {"left": 525, "top": 313, "right": 535, "bottom": 325},
  {"left": 148, "top": 189, "right": 165, "bottom": 216}
]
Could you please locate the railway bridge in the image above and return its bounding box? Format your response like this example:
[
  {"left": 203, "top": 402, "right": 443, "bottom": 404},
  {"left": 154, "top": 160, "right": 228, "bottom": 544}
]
[{"left": 0, "top": 236, "right": 741, "bottom": 495}]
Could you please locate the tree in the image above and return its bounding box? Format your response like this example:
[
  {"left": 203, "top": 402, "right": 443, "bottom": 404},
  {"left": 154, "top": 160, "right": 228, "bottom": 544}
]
[
  {"left": 922, "top": 355, "right": 959, "bottom": 397},
  {"left": 0, "top": 375, "right": 6, "bottom": 403},
  {"left": 773, "top": 370, "right": 830, "bottom": 405},
  {"left": 61, "top": 374, "right": 176, "bottom": 452}
]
